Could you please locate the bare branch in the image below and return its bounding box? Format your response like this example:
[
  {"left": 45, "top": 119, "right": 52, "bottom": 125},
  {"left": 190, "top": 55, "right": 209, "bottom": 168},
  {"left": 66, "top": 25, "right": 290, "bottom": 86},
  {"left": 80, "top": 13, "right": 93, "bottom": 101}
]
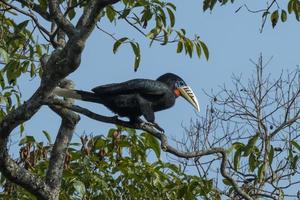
[{"left": 237, "top": 0, "right": 278, "bottom": 33}]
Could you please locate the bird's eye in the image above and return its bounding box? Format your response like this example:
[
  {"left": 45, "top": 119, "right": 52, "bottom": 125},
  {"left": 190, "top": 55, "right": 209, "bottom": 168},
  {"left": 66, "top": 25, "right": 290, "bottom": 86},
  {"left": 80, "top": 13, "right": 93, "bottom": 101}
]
[{"left": 176, "top": 81, "right": 185, "bottom": 88}]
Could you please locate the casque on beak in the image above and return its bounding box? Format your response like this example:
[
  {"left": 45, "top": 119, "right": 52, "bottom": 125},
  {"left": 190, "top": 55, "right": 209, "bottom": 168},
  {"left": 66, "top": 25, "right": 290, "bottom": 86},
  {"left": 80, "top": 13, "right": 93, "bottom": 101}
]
[{"left": 177, "top": 85, "right": 200, "bottom": 112}]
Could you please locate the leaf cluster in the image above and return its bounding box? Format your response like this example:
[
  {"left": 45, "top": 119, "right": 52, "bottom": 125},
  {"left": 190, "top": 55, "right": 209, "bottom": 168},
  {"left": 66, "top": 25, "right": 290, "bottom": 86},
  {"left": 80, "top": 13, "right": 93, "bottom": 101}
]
[{"left": 0, "top": 127, "right": 219, "bottom": 199}]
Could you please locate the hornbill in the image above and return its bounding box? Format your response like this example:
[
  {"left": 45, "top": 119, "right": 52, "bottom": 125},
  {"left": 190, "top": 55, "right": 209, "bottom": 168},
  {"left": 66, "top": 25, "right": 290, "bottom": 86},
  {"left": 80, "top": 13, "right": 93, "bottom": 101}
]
[{"left": 53, "top": 73, "right": 200, "bottom": 131}]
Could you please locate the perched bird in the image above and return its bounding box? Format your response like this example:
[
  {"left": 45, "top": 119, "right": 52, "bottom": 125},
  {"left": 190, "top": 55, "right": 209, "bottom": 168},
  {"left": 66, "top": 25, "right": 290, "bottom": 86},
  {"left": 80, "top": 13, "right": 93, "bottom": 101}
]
[{"left": 53, "top": 73, "right": 200, "bottom": 131}]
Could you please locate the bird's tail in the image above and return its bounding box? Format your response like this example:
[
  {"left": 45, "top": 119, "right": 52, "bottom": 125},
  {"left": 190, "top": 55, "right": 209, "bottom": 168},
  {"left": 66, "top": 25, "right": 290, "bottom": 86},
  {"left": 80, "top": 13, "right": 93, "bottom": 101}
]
[{"left": 53, "top": 87, "right": 102, "bottom": 103}]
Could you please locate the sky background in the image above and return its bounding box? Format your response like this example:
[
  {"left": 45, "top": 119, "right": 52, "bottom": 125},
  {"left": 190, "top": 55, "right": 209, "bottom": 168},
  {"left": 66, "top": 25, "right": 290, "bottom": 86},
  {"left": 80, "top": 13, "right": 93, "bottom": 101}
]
[{"left": 10, "top": 0, "right": 300, "bottom": 159}]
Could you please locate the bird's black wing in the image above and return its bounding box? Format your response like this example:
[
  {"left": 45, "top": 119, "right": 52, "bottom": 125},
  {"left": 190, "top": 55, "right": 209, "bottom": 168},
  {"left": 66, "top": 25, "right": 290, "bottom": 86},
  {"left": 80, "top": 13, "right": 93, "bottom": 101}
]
[{"left": 91, "top": 79, "right": 169, "bottom": 96}]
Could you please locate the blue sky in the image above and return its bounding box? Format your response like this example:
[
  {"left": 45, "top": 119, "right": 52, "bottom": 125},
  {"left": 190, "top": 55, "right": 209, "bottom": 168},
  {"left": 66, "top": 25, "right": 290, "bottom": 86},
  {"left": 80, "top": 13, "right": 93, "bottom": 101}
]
[{"left": 11, "top": 0, "right": 300, "bottom": 155}]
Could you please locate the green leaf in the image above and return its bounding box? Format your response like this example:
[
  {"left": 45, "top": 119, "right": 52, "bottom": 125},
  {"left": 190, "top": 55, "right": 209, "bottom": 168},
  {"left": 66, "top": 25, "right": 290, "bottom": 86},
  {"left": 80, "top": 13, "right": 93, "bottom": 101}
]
[
  {"left": 16, "top": 20, "right": 29, "bottom": 31},
  {"left": 113, "top": 37, "right": 128, "bottom": 54},
  {"left": 234, "top": 148, "right": 242, "bottom": 170},
  {"left": 210, "top": 0, "right": 217, "bottom": 10},
  {"left": 195, "top": 43, "right": 201, "bottom": 58},
  {"left": 232, "top": 142, "right": 245, "bottom": 150},
  {"left": 120, "top": 8, "right": 131, "bottom": 18},
  {"left": 177, "top": 184, "right": 188, "bottom": 198},
  {"left": 166, "top": 2, "right": 176, "bottom": 11},
  {"left": 291, "top": 155, "right": 299, "bottom": 169},
  {"left": 258, "top": 163, "right": 266, "bottom": 182},
  {"left": 177, "top": 40, "right": 183, "bottom": 53},
  {"left": 106, "top": 5, "right": 116, "bottom": 22},
  {"left": 20, "top": 123, "right": 25, "bottom": 134},
  {"left": 19, "top": 135, "right": 36, "bottom": 145},
  {"left": 203, "top": 0, "right": 210, "bottom": 11},
  {"left": 271, "top": 10, "right": 279, "bottom": 28},
  {"left": 247, "top": 133, "right": 259, "bottom": 147},
  {"left": 160, "top": 29, "right": 169, "bottom": 45},
  {"left": 30, "top": 63, "right": 36, "bottom": 77},
  {"left": 200, "top": 41, "right": 209, "bottom": 60},
  {"left": 268, "top": 145, "right": 274, "bottom": 165},
  {"left": 199, "top": 179, "right": 213, "bottom": 196},
  {"left": 244, "top": 133, "right": 259, "bottom": 156},
  {"left": 281, "top": 10, "right": 287, "bottom": 22},
  {"left": 249, "top": 153, "right": 257, "bottom": 172},
  {"left": 288, "top": 0, "right": 294, "bottom": 14},
  {"left": 0, "top": 48, "right": 9, "bottom": 63},
  {"left": 164, "top": 162, "right": 180, "bottom": 173},
  {"left": 157, "top": 7, "right": 166, "bottom": 27},
  {"left": 184, "top": 38, "right": 193, "bottom": 58},
  {"left": 291, "top": 140, "right": 300, "bottom": 151},
  {"left": 38, "top": 0, "right": 48, "bottom": 12},
  {"left": 108, "top": 128, "right": 118, "bottom": 138},
  {"left": 68, "top": 9, "right": 76, "bottom": 20},
  {"left": 222, "top": 178, "right": 232, "bottom": 186},
  {"left": 166, "top": 7, "right": 175, "bottom": 27},
  {"left": 130, "top": 42, "right": 141, "bottom": 71},
  {"left": 142, "top": 132, "right": 161, "bottom": 159},
  {"left": 42, "top": 130, "right": 52, "bottom": 144}
]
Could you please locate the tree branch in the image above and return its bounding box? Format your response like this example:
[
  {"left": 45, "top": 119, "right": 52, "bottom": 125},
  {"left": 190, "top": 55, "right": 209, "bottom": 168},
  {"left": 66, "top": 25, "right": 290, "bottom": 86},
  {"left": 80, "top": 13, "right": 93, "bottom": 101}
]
[
  {"left": 44, "top": 98, "right": 253, "bottom": 200},
  {"left": 0, "top": 138, "right": 52, "bottom": 199},
  {"left": 49, "top": 0, "right": 76, "bottom": 37},
  {"left": 45, "top": 81, "right": 80, "bottom": 198},
  {"left": 76, "top": 0, "right": 120, "bottom": 40}
]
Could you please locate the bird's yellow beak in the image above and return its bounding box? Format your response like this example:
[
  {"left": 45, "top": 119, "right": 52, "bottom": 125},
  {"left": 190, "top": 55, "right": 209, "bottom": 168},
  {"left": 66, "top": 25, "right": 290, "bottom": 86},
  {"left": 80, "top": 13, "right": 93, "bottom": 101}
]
[{"left": 178, "top": 86, "right": 200, "bottom": 112}]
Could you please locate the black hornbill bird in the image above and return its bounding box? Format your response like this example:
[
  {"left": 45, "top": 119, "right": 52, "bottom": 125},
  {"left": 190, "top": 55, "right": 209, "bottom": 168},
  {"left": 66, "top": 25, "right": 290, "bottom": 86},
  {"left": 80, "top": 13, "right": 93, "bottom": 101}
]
[{"left": 53, "top": 73, "right": 200, "bottom": 131}]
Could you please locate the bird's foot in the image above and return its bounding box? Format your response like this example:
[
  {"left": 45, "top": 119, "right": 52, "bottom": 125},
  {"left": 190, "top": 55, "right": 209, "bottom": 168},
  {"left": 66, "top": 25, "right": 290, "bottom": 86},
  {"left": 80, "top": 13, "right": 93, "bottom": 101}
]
[{"left": 140, "top": 122, "right": 165, "bottom": 133}]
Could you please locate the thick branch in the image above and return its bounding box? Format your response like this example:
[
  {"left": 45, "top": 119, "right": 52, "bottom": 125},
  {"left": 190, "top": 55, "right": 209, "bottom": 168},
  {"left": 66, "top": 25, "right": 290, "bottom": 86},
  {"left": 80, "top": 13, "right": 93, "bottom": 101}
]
[
  {"left": 46, "top": 105, "right": 80, "bottom": 197},
  {"left": 49, "top": 0, "right": 76, "bottom": 37},
  {"left": 45, "top": 99, "right": 253, "bottom": 200},
  {"left": 46, "top": 80, "right": 80, "bottom": 198},
  {"left": 0, "top": 139, "right": 51, "bottom": 199},
  {"left": 76, "top": 0, "right": 120, "bottom": 40}
]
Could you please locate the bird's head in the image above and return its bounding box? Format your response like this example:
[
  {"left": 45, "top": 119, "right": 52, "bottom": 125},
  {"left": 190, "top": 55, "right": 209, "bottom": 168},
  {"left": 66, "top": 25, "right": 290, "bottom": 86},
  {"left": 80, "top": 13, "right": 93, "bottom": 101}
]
[{"left": 157, "top": 73, "right": 200, "bottom": 112}]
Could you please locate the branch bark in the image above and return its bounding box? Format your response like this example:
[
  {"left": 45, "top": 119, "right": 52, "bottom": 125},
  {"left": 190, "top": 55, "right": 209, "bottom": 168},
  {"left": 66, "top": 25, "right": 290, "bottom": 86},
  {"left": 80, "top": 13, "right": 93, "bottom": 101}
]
[
  {"left": 0, "top": 139, "right": 52, "bottom": 199},
  {"left": 49, "top": 0, "right": 76, "bottom": 37},
  {"left": 45, "top": 80, "right": 80, "bottom": 199},
  {"left": 76, "top": 0, "right": 120, "bottom": 41}
]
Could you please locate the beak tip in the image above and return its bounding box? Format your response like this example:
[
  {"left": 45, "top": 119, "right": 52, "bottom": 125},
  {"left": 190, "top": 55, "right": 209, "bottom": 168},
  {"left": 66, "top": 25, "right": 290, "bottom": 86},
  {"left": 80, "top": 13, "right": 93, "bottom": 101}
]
[{"left": 178, "top": 85, "right": 200, "bottom": 113}]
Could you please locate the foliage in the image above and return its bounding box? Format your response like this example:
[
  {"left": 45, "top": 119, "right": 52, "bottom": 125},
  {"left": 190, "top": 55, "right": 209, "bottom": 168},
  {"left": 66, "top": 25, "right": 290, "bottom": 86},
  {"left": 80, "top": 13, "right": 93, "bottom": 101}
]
[
  {"left": 0, "top": 12, "right": 46, "bottom": 123},
  {"left": 203, "top": 0, "right": 300, "bottom": 29},
  {"left": 0, "top": 127, "right": 219, "bottom": 199}
]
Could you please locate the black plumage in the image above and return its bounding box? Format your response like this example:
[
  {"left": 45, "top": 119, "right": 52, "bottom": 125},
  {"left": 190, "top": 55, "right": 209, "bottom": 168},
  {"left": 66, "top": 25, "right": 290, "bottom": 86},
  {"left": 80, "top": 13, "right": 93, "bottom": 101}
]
[{"left": 54, "top": 73, "right": 199, "bottom": 129}]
